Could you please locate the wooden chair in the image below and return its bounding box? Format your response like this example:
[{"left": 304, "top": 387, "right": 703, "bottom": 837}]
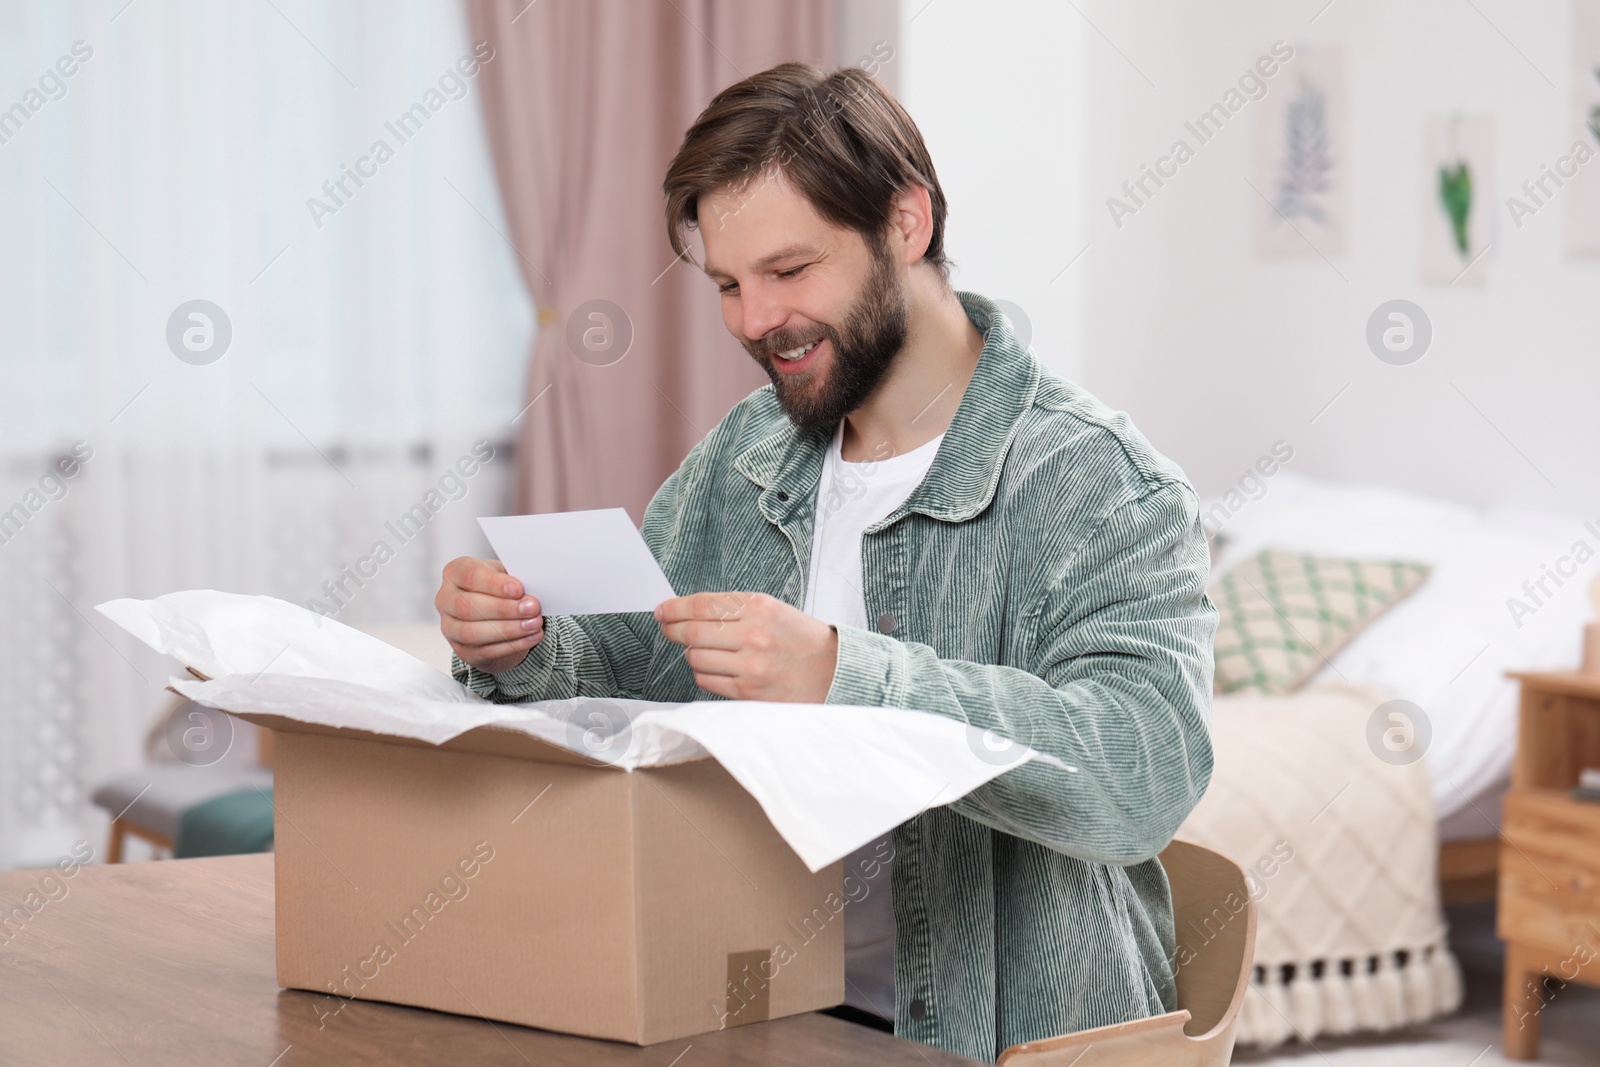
[
  {"left": 999, "top": 840, "right": 1257, "bottom": 1067},
  {"left": 92, "top": 697, "right": 274, "bottom": 862},
  {"left": 93, "top": 761, "right": 274, "bottom": 861}
]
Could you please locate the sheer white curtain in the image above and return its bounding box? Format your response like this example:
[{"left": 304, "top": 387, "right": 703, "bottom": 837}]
[{"left": 0, "top": 0, "right": 532, "bottom": 868}]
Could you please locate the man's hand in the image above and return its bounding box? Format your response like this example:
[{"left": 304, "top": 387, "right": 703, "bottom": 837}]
[
  {"left": 655, "top": 591, "right": 838, "bottom": 702},
  {"left": 436, "top": 557, "right": 544, "bottom": 674}
]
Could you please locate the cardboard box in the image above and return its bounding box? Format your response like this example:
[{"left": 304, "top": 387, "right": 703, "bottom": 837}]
[{"left": 238, "top": 712, "right": 845, "bottom": 1044}]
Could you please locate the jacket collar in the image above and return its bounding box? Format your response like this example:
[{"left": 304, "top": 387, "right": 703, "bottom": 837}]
[{"left": 733, "top": 290, "right": 1041, "bottom": 525}]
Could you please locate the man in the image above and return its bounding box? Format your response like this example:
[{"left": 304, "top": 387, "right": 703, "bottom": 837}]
[{"left": 438, "top": 62, "right": 1216, "bottom": 1064}]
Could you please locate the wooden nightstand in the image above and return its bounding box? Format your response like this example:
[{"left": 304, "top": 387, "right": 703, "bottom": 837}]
[{"left": 1499, "top": 671, "right": 1600, "bottom": 1061}]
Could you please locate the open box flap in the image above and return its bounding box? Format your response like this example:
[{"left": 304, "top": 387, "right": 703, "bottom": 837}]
[
  {"left": 167, "top": 673, "right": 714, "bottom": 770},
  {"left": 111, "top": 590, "right": 1071, "bottom": 872},
  {"left": 171, "top": 670, "right": 1072, "bottom": 872},
  {"left": 223, "top": 710, "right": 630, "bottom": 769}
]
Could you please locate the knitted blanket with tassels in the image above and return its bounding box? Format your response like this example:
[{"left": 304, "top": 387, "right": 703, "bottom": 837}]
[{"left": 1176, "top": 682, "right": 1465, "bottom": 1047}]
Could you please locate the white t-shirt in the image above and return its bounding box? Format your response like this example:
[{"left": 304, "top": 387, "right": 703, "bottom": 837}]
[{"left": 803, "top": 418, "right": 944, "bottom": 1021}]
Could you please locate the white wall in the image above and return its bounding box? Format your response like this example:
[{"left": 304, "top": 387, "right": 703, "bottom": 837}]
[
  {"left": 900, "top": 0, "right": 1600, "bottom": 514},
  {"left": 896, "top": 0, "right": 1088, "bottom": 381}
]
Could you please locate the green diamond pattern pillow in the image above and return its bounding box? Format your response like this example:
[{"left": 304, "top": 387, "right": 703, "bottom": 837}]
[{"left": 1210, "top": 550, "right": 1432, "bottom": 695}]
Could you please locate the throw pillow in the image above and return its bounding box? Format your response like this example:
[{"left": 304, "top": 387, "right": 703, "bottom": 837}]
[{"left": 1211, "top": 550, "right": 1431, "bottom": 695}]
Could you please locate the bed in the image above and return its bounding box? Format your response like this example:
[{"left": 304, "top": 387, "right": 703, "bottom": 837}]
[
  {"left": 1206, "top": 469, "right": 1594, "bottom": 870},
  {"left": 1192, "top": 469, "right": 1597, "bottom": 1045}
]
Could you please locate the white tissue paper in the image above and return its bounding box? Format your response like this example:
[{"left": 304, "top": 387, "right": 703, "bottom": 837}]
[{"left": 96, "top": 590, "right": 1070, "bottom": 872}]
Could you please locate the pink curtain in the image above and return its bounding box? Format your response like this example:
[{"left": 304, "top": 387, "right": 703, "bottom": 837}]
[{"left": 465, "top": 0, "right": 837, "bottom": 523}]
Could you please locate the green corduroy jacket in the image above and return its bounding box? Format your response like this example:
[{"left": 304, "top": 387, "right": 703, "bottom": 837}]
[{"left": 454, "top": 290, "right": 1217, "bottom": 1064}]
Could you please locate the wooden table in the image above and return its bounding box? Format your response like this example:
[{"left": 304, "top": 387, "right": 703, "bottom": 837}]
[
  {"left": 1499, "top": 671, "right": 1600, "bottom": 1061},
  {"left": 0, "top": 853, "right": 981, "bottom": 1066}
]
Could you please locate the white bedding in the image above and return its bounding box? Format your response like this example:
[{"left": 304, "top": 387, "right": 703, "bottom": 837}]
[
  {"left": 1203, "top": 471, "right": 1597, "bottom": 823},
  {"left": 1180, "top": 682, "right": 1463, "bottom": 1046}
]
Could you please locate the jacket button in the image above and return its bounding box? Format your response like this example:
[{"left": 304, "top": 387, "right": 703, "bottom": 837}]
[
  {"left": 777, "top": 490, "right": 789, "bottom": 501},
  {"left": 876, "top": 612, "right": 898, "bottom": 634},
  {"left": 909, "top": 998, "right": 927, "bottom": 1021}
]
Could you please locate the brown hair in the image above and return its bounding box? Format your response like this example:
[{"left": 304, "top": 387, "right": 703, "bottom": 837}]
[{"left": 663, "top": 62, "right": 952, "bottom": 282}]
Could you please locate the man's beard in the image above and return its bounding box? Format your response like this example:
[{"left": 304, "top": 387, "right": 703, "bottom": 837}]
[{"left": 744, "top": 241, "right": 908, "bottom": 433}]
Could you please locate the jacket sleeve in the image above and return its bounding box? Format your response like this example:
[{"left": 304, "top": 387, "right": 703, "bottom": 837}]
[
  {"left": 822, "top": 480, "right": 1216, "bottom": 866},
  {"left": 452, "top": 465, "right": 702, "bottom": 705}
]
